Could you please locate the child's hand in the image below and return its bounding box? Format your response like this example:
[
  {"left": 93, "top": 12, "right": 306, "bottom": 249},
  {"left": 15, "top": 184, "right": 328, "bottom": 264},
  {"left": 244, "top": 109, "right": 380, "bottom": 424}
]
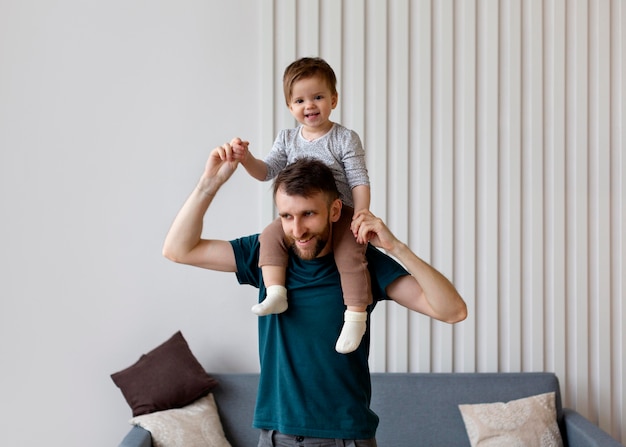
[
  {"left": 351, "top": 208, "right": 370, "bottom": 244},
  {"left": 228, "top": 137, "right": 267, "bottom": 180},
  {"left": 230, "top": 137, "right": 250, "bottom": 162}
]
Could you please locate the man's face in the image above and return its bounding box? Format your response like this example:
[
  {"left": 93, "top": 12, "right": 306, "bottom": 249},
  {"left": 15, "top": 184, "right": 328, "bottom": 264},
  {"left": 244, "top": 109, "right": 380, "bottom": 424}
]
[{"left": 275, "top": 188, "right": 342, "bottom": 260}]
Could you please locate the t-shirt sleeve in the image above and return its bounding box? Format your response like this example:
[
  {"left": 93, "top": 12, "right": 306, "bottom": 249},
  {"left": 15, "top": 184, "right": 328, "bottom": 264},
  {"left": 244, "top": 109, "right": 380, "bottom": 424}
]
[
  {"left": 263, "top": 131, "right": 289, "bottom": 180},
  {"left": 366, "top": 245, "right": 410, "bottom": 302},
  {"left": 229, "top": 235, "right": 262, "bottom": 288}
]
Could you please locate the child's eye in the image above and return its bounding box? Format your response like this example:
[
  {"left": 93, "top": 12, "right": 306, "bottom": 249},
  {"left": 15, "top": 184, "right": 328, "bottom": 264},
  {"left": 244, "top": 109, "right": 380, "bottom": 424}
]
[
  {"left": 295, "top": 99, "right": 304, "bottom": 104},
  {"left": 315, "top": 95, "right": 323, "bottom": 100}
]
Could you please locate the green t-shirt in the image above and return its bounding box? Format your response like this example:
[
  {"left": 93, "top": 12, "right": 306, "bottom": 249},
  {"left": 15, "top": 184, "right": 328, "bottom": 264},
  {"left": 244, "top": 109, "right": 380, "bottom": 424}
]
[{"left": 230, "top": 234, "right": 409, "bottom": 439}]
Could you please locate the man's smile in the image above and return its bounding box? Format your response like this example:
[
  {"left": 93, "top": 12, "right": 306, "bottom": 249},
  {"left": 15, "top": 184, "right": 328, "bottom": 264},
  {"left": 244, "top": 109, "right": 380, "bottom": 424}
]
[{"left": 295, "top": 235, "right": 315, "bottom": 246}]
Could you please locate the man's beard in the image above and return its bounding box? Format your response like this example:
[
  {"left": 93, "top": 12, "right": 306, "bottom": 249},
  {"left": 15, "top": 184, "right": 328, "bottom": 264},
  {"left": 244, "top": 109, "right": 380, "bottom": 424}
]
[{"left": 285, "top": 228, "right": 331, "bottom": 260}]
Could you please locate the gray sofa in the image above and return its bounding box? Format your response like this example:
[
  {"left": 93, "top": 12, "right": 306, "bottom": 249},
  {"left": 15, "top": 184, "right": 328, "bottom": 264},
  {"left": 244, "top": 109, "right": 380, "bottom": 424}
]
[{"left": 118, "top": 372, "right": 623, "bottom": 447}]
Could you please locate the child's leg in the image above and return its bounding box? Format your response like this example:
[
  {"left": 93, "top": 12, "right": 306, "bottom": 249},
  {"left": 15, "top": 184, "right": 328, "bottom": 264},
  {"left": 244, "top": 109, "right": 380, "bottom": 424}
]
[
  {"left": 332, "top": 205, "right": 372, "bottom": 354},
  {"left": 253, "top": 218, "right": 289, "bottom": 316}
]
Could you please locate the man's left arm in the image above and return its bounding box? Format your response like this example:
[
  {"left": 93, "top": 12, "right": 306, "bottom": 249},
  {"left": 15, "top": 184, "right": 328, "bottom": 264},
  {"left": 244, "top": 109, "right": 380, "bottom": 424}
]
[{"left": 354, "top": 211, "right": 467, "bottom": 324}]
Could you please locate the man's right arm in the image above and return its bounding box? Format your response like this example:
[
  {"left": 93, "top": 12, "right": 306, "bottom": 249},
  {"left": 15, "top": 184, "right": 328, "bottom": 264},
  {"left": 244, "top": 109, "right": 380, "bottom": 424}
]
[{"left": 162, "top": 143, "right": 240, "bottom": 272}]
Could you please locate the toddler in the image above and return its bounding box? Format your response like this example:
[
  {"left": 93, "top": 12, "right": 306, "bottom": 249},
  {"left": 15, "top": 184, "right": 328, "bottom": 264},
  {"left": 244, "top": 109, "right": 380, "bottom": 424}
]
[{"left": 233, "top": 57, "right": 372, "bottom": 354}]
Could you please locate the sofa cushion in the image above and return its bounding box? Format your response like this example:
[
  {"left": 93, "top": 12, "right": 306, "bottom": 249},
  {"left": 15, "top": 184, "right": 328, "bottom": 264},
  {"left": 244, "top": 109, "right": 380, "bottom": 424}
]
[
  {"left": 130, "top": 393, "right": 231, "bottom": 447},
  {"left": 111, "top": 331, "right": 218, "bottom": 416},
  {"left": 459, "top": 391, "right": 563, "bottom": 447}
]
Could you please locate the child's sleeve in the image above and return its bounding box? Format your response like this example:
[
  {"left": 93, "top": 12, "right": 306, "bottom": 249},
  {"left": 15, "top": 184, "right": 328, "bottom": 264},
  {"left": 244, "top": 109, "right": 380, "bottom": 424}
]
[
  {"left": 263, "top": 130, "right": 290, "bottom": 180},
  {"left": 341, "top": 130, "right": 370, "bottom": 189}
]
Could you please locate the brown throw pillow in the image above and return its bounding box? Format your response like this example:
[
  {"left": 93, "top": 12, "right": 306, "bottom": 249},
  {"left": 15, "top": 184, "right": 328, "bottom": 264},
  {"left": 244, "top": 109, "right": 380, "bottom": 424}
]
[{"left": 111, "top": 331, "right": 218, "bottom": 416}]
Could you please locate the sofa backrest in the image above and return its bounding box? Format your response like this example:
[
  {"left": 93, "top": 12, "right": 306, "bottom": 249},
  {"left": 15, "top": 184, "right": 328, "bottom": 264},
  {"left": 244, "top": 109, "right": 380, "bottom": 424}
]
[
  {"left": 210, "top": 372, "right": 563, "bottom": 447},
  {"left": 370, "top": 372, "right": 563, "bottom": 447},
  {"left": 211, "top": 373, "right": 259, "bottom": 447}
]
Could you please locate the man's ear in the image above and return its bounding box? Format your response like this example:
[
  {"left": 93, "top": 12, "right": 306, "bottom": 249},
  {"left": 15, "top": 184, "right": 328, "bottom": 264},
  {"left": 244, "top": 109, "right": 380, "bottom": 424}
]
[{"left": 330, "top": 198, "right": 342, "bottom": 222}]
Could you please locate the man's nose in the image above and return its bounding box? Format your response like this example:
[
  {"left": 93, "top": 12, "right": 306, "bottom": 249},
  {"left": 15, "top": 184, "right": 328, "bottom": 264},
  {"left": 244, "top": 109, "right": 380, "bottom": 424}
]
[{"left": 292, "top": 218, "right": 305, "bottom": 238}]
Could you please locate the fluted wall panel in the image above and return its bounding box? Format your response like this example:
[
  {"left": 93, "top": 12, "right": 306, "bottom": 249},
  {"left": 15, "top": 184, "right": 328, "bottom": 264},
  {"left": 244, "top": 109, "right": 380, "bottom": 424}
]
[{"left": 261, "top": 0, "right": 626, "bottom": 441}]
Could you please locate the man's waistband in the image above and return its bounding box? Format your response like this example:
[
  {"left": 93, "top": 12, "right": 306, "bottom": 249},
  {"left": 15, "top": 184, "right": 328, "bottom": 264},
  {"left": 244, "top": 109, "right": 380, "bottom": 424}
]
[{"left": 258, "top": 429, "right": 377, "bottom": 447}]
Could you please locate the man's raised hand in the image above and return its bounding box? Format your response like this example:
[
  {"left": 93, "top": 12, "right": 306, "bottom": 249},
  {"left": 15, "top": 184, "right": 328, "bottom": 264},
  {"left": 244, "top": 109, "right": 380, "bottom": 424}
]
[
  {"left": 352, "top": 210, "right": 399, "bottom": 252},
  {"left": 198, "top": 141, "right": 241, "bottom": 196}
]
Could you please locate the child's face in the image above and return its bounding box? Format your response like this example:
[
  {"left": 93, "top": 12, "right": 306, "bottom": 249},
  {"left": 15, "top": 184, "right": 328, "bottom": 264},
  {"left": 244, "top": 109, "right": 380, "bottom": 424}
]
[{"left": 288, "top": 75, "right": 338, "bottom": 136}]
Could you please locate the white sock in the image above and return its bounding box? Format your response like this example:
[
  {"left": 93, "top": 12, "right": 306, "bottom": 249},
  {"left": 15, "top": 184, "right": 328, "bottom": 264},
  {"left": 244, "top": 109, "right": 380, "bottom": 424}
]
[
  {"left": 251, "top": 285, "right": 288, "bottom": 316},
  {"left": 335, "top": 310, "right": 368, "bottom": 354}
]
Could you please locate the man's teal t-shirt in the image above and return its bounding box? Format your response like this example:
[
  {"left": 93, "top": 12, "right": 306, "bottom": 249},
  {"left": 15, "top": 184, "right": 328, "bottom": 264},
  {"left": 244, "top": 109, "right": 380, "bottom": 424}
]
[{"left": 230, "top": 234, "right": 409, "bottom": 440}]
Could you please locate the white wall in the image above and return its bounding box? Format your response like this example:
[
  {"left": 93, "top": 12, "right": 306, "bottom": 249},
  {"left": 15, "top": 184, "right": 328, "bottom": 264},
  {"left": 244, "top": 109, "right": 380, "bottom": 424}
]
[
  {"left": 0, "top": 1, "right": 263, "bottom": 445},
  {"left": 2, "top": 0, "right": 626, "bottom": 446}
]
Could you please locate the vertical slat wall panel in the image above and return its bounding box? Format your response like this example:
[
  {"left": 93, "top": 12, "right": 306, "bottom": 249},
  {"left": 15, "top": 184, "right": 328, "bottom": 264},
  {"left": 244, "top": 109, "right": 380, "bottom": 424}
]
[
  {"left": 522, "top": 0, "right": 545, "bottom": 373},
  {"left": 499, "top": 0, "right": 522, "bottom": 372},
  {"left": 431, "top": 0, "right": 455, "bottom": 373},
  {"left": 365, "top": 0, "right": 389, "bottom": 373},
  {"left": 543, "top": 0, "right": 568, "bottom": 403},
  {"left": 589, "top": 0, "right": 612, "bottom": 431},
  {"left": 297, "top": 0, "right": 319, "bottom": 56},
  {"left": 320, "top": 1, "right": 342, "bottom": 120},
  {"left": 476, "top": 0, "right": 500, "bottom": 373},
  {"left": 387, "top": 0, "right": 410, "bottom": 373},
  {"left": 341, "top": 0, "right": 365, "bottom": 135},
  {"left": 566, "top": 0, "right": 591, "bottom": 418},
  {"left": 262, "top": 0, "right": 626, "bottom": 441},
  {"left": 408, "top": 0, "right": 433, "bottom": 373},
  {"left": 452, "top": 0, "right": 477, "bottom": 373},
  {"left": 613, "top": 3, "right": 626, "bottom": 442}
]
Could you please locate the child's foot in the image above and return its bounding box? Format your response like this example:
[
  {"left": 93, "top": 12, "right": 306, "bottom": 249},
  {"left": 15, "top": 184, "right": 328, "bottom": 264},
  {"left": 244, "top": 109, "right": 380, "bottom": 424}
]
[
  {"left": 335, "top": 310, "right": 367, "bottom": 354},
  {"left": 251, "top": 285, "right": 288, "bottom": 316}
]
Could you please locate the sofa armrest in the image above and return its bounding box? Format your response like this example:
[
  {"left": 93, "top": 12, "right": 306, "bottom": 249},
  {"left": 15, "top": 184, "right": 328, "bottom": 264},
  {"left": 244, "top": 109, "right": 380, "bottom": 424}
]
[
  {"left": 118, "top": 426, "right": 152, "bottom": 447},
  {"left": 563, "top": 408, "right": 624, "bottom": 447}
]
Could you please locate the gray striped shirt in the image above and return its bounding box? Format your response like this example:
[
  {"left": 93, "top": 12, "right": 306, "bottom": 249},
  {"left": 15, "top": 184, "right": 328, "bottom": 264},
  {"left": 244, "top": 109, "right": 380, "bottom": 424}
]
[{"left": 264, "top": 123, "right": 370, "bottom": 207}]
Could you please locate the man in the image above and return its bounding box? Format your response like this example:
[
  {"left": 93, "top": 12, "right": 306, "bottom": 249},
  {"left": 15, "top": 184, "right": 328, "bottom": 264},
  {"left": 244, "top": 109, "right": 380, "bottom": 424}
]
[{"left": 163, "top": 140, "right": 467, "bottom": 447}]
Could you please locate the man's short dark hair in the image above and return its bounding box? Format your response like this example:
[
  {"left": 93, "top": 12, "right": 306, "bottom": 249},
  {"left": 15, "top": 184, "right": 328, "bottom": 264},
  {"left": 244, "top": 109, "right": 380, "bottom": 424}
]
[{"left": 273, "top": 158, "right": 340, "bottom": 203}]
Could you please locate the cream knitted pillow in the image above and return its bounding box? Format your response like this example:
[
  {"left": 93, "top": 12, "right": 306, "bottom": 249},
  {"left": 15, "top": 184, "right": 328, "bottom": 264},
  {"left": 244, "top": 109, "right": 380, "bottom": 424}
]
[
  {"left": 458, "top": 392, "right": 563, "bottom": 447},
  {"left": 130, "top": 393, "right": 231, "bottom": 447}
]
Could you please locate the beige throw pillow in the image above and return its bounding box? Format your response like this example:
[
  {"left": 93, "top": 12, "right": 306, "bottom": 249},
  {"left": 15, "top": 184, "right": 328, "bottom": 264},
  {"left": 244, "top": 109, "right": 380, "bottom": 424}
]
[
  {"left": 130, "top": 393, "right": 231, "bottom": 447},
  {"left": 458, "top": 392, "right": 563, "bottom": 447}
]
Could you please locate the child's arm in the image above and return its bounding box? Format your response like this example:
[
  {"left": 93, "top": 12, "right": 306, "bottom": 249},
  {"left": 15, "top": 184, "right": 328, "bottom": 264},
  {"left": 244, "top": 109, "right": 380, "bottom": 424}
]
[
  {"left": 351, "top": 184, "right": 371, "bottom": 243},
  {"left": 231, "top": 137, "right": 268, "bottom": 181},
  {"left": 352, "top": 184, "right": 371, "bottom": 213}
]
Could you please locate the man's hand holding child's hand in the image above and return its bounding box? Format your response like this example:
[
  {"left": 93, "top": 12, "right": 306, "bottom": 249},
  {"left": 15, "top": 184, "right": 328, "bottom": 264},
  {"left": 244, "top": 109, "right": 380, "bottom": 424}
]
[{"left": 231, "top": 137, "right": 250, "bottom": 162}]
